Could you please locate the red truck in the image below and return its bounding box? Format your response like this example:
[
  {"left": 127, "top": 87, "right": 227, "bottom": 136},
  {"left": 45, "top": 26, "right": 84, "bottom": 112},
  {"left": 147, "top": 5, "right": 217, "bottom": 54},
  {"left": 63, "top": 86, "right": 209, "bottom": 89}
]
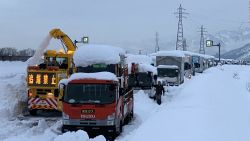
[{"left": 60, "top": 63, "right": 134, "bottom": 137}]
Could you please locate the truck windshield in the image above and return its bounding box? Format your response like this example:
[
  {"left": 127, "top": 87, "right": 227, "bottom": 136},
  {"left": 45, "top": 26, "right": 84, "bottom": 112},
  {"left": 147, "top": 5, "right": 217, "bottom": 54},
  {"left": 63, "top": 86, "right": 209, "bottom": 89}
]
[
  {"left": 157, "top": 68, "right": 179, "bottom": 78},
  {"left": 137, "top": 73, "right": 152, "bottom": 82},
  {"left": 64, "top": 84, "right": 116, "bottom": 104}
]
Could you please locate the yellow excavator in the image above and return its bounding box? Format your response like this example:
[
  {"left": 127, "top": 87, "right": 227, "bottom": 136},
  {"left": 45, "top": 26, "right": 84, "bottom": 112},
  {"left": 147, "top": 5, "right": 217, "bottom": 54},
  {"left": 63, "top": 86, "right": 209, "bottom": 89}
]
[{"left": 27, "top": 28, "right": 76, "bottom": 115}]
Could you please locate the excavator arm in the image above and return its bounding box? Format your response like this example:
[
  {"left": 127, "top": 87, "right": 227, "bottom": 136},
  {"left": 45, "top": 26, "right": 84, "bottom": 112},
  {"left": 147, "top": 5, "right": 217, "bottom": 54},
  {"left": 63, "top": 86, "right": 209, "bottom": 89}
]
[{"left": 49, "top": 28, "right": 76, "bottom": 54}]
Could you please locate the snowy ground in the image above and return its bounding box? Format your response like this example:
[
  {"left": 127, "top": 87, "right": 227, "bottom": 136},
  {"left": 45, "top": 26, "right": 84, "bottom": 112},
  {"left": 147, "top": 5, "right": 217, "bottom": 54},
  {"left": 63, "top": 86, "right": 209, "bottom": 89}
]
[
  {"left": 1, "top": 61, "right": 250, "bottom": 141},
  {"left": 128, "top": 65, "right": 250, "bottom": 141}
]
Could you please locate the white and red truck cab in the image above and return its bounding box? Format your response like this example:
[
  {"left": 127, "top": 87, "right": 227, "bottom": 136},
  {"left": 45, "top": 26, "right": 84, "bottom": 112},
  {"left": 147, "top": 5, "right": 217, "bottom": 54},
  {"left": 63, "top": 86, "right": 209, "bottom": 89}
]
[
  {"left": 60, "top": 72, "right": 133, "bottom": 136},
  {"left": 59, "top": 44, "right": 134, "bottom": 137}
]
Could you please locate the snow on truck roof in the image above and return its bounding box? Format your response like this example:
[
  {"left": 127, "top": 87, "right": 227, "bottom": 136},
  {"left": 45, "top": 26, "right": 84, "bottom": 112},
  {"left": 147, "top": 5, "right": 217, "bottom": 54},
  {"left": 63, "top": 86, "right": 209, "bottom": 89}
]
[
  {"left": 131, "top": 63, "right": 157, "bottom": 75},
  {"left": 73, "top": 44, "right": 125, "bottom": 67},
  {"left": 183, "top": 51, "right": 215, "bottom": 59},
  {"left": 126, "top": 54, "right": 157, "bottom": 75},
  {"left": 59, "top": 72, "right": 118, "bottom": 85},
  {"left": 151, "top": 50, "right": 186, "bottom": 57},
  {"left": 126, "top": 54, "right": 153, "bottom": 65},
  {"left": 157, "top": 65, "right": 179, "bottom": 69},
  {"left": 151, "top": 50, "right": 215, "bottom": 59}
]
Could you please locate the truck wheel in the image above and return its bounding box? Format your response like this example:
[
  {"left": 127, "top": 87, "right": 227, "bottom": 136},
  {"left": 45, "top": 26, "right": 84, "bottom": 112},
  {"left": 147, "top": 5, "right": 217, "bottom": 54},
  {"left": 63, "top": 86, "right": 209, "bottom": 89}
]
[
  {"left": 131, "top": 110, "right": 134, "bottom": 119},
  {"left": 29, "top": 110, "right": 37, "bottom": 116},
  {"left": 61, "top": 125, "right": 67, "bottom": 133}
]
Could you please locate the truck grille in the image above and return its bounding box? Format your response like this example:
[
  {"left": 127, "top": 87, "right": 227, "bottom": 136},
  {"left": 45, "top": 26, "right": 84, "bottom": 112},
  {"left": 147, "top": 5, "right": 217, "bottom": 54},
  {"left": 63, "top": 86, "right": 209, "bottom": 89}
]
[{"left": 80, "top": 121, "right": 97, "bottom": 125}]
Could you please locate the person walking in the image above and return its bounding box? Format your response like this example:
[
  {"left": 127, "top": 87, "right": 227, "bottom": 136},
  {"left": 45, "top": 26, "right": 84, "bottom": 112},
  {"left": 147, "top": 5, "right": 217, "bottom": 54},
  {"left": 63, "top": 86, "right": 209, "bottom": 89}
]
[{"left": 155, "top": 81, "right": 165, "bottom": 105}]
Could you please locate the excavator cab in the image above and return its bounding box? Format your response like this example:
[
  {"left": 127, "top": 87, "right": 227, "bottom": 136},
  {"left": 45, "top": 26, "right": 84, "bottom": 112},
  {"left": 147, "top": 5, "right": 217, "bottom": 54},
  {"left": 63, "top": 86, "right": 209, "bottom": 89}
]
[{"left": 42, "top": 49, "right": 72, "bottom": 69}]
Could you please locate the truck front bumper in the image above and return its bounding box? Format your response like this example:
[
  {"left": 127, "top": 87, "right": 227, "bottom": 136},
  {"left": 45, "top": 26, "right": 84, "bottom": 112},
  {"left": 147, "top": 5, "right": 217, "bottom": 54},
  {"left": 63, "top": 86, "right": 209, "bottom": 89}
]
[
  {"left": 62, "top": 125, "right": 116, "bottom": 134},
  {"left": 62, "top": 118, "right": 117, "bottom": 134}
]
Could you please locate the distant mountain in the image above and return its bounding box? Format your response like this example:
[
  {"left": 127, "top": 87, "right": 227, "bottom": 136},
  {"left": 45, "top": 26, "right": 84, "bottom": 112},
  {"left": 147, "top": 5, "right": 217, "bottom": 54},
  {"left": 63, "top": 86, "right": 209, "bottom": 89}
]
[
  {"left": 221, "top": 43, "right": 250, "bottom": 61},
  {"left": 188, "top": 28, "right": 250, "bottom": 55},
  {"left": 120, "top": 27, "right": 250, "bottom": 56}
]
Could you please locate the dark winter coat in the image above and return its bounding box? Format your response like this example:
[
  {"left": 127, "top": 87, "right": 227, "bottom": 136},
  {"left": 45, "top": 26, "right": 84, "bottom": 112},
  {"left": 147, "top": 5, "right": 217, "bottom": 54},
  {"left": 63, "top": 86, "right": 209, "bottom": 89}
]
[{"left": 155, "top": 84, "right": 165, "bottom": 96}]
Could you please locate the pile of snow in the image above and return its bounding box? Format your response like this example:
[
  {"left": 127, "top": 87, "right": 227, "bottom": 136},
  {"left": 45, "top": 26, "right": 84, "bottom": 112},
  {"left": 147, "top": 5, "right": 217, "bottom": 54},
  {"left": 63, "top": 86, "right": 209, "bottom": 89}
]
[
  {"left": 74, "top": 44, "right": 125, "bottom": 67},
  {"left": 4, "top": 120, "right": 105, "bottom": 141},
  {"left": 151, "top": 50, "right": 186, "bottom": 57},
  {"left": 54, "top": 130, "right": 105, "bottom": 141},
  {"left": 116, "top": 90, "right": 166, "bottom": 140},
  {"left": 129, "top": 65, "right": 250, "bottom": 141},
  {"left": 27, "top": 35, "right": 52, "bottom": 66},
  {"left": 59, "top": 72, "right": 118, "bottom": 85},
  {"left": 0, "top": 61, "right": 27, "bottom": 119}
]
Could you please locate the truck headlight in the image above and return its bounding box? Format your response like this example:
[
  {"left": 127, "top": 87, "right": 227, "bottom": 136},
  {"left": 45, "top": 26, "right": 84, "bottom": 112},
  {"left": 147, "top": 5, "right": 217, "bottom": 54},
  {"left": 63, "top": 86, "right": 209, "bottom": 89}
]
[
  {"left": 63, "top": 119, "right": 70, "bottom": 125},
  {"left": 107, "top": 113, "right": 115, "bottom": 125},
  {"left": 62, "top": 112, "right": 69, "bottom": 120},
  {"left": 107, "top": 113, "right": 115, "bottom": 120}
]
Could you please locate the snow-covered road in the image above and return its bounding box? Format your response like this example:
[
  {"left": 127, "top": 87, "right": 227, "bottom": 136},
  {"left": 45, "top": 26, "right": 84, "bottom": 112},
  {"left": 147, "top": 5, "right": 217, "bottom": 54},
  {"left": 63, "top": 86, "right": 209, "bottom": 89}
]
[
  {"left": 1, "top": 62, "right": 250, "bottom": 141},
  {"left": 129, "top": 65, "right": 250, "bottom": 141}
]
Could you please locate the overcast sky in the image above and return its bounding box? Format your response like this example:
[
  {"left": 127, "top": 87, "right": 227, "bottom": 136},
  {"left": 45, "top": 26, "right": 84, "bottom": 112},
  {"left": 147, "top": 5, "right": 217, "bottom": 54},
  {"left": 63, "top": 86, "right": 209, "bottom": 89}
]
[{"left": 0, "top": 0, "right": 248, "bottom": 53}]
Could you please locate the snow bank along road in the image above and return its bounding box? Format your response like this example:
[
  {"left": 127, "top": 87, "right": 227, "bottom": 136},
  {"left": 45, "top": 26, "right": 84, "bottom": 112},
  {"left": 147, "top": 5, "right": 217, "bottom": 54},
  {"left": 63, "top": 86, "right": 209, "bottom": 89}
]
[{"left": 1, "top": 61, "right": 250, "bottom": 141}]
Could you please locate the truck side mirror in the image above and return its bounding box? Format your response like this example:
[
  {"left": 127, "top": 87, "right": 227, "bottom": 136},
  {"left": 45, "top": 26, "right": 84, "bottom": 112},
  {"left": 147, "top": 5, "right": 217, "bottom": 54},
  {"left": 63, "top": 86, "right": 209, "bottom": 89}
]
[
  {"left": 59, "top": 83, "right": 66, "bottom": 89},
  {"left": 59, "top": 83, "right": 66, "bottom": 101},
  {"left": 54, "top": 89, "right": 59, "bottom": 97},
  {"left": 69, "top": 68, "right": 73, "bottom": 75}
]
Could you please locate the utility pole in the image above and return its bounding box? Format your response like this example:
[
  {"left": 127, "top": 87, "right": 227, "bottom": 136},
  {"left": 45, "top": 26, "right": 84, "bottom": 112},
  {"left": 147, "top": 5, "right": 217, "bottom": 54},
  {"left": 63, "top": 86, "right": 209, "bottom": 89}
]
[
  {"left": 155, "top": 32, "right": 160, "bottom": 52},
  {"left": 249, "top": 0, "right": 250, "bottom": 26},
  {"left": 206, "top": 40, "right": 221, "bottom": 61},
  {"left": 174, "top": 4, "right": 188, "bottom": 50},
  {"left": 139, "top": 50, "right": 142, "bottom": 55},
  {"left": 183, "top": 38, "right": 187, "bottom": 51},
  {"left": 198, "top": 25, "right": 207, "bottom": 54}
]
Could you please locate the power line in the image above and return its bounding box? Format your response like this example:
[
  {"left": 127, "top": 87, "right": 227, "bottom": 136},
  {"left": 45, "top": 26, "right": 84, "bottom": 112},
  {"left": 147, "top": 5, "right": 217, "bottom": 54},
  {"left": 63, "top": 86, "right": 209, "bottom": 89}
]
[{"left": 174, "top": 4, "right": 188, "bottom": 51}]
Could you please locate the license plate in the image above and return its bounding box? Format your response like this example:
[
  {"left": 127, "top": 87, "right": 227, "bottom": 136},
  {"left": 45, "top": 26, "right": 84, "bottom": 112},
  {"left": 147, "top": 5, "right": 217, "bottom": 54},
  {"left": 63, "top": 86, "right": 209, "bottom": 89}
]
[
  {"left": 37, "top": 100, "right": 47, "bottom": 105},
  {"left": 81, "top": 109, "right": 95, "bottom": 114},
  {"left": 81, "top": 114, "right": 95, "bottom": 119}
]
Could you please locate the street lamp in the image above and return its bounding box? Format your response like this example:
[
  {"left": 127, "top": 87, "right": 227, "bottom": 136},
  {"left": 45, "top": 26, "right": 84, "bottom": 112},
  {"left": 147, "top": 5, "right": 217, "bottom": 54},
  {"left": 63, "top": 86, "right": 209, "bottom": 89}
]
[
  {"left": 74, "top": 36, "right": 89, "bottom": 47},
  {"left": 82, "top": 37, "right": 89, "bottom": 44},
  {"left": 206, "top": 40, "right": 221, "bottom": 62}
]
